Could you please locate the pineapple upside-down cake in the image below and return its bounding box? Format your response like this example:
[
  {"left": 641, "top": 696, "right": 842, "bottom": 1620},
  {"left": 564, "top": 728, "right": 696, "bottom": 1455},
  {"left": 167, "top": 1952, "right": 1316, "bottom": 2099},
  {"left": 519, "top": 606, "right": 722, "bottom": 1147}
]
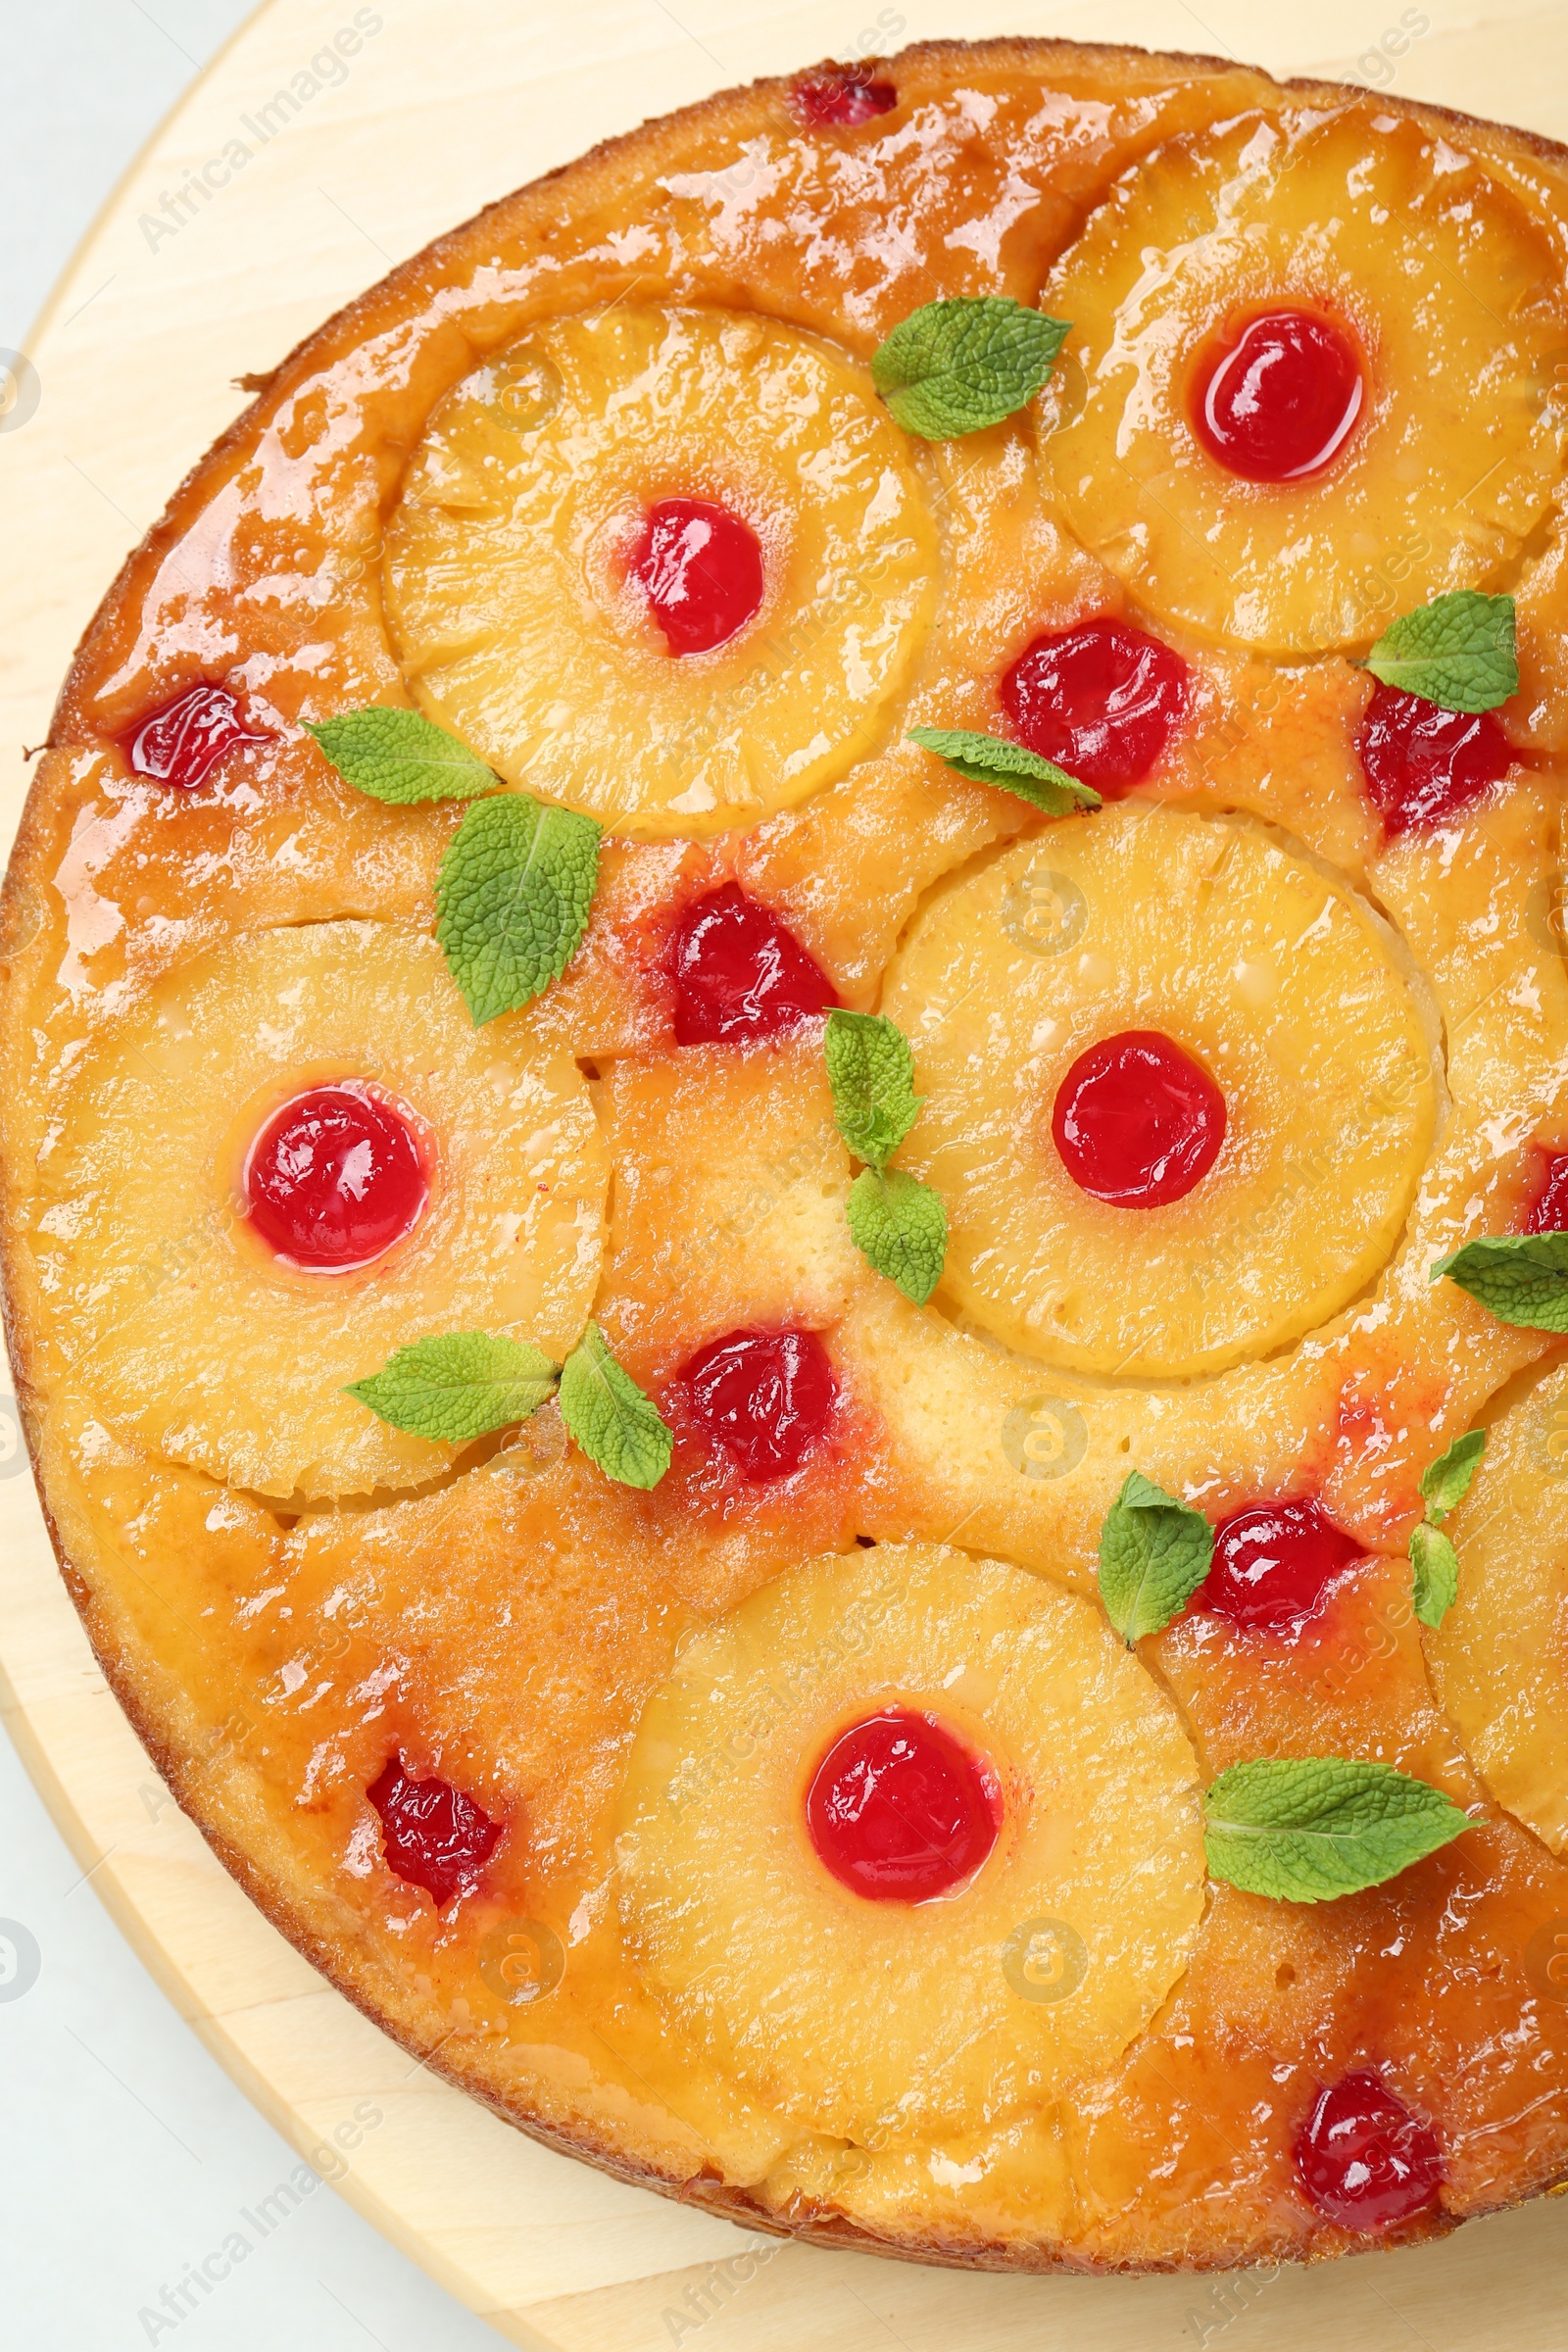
[{"left": 10, "top": 34, "right": 1568, "bottom": 2275}]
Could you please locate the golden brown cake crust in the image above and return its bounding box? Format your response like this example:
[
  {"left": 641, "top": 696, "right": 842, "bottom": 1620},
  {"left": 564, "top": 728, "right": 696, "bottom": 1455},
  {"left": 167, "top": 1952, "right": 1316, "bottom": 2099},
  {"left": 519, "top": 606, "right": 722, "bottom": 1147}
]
[{"left": 7, "top": 33, "right": 1568, "bottom": 2276}]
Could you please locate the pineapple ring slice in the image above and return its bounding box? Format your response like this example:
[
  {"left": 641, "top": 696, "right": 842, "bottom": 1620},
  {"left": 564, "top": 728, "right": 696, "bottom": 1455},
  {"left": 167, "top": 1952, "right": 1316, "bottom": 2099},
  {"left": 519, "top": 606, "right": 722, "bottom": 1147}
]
[
  {"left": 881, "top": 805, "right": 1440, "bottom": 1380},
  {"left": 381, "top": 307, "right": 937, "bottom": 838},
  {"left": 1038, "top": 105, "right": 1568, "bottom": 655},
  {"left": 32, "top": 922, "right": 607, "bottom": 1501},
  {"left": 614, "top": 1542, "right": 1205, "bottom": 2147},
  {"left": 1426, "top": 1362, "right": 1568, "bottom": 1854}
]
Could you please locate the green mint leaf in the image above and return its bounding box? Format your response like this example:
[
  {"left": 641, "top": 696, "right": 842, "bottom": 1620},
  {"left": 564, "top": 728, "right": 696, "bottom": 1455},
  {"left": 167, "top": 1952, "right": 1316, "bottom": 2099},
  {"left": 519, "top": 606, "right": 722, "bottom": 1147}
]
[
  {"left": 845, "top": 1166, "right": 947, "bottom": 1305},
  {"left": 1431, "top": 1232, "right": 1568, "bottom": 1333},
  {"left": 825, "top": 1009, "right": 921, "bottom": 1173},
  {"left": 1410, "top": 1523, "right": 1460, "bottom": 1631},
  {"left": 1419, "top": 1429, "right": 1487, "bottom": 1523},
  {"left": 871, "top": 297, "right": 1070, "bottom": 440},
  {"left": 305, "top": 706, "right": 498, "bottom": 804},
  {"left": 1097, "top": 1470, "right": 1215, "bottom": 1646},
  {"left": 906, "top": 728, "right": 1101, "bottom": 816},
  {"left": 1203, "top": 1757, "right": 1473, "bottom": 1903},
  {"left": 558, "top": 1323, "right": 672, "bottom": 1491},
  {"left": 435, "top": 793, "right": 601, "bottom": 1025},
  {"left": 344, "top": 1331, "right": 559, "bottom": 1443},
  {"left": 1363, "top": 591, "right": 1518, "bottom": 714}
]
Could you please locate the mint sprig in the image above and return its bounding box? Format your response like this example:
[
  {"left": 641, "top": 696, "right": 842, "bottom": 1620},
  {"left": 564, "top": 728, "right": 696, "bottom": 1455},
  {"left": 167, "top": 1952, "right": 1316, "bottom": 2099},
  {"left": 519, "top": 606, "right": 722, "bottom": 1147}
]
[
  {"left": 1419, "top": 1429, "right": 1486, "bottom": 1523},
  {"left": 1364, "top": 592, "right": 1517, "bottom": 715},
  {"left": 824, "top": 1008, "right": 921, "bottom": 1170},
  {"left": 1409, "top": 1524, "right": 1460, "bottom": 1631},
  {"left": 557, "top": 1323, "right": 672, "bottom": 1491},
  {"left": 1431, "top": 1232, "right": 1568, "bottom": 1333},
  {"left": 1098, "top": 1471, "right": 1215, "bottom": 1646},
  {"left": 348, "top": 1323, "right": 669, "bottom": 1490},
  {"left": 845, "top": 1167, "right": 947, "bottom": 1306},
  {"left": 824, "top": 1009, "right": 947, "bottom": 1304},
  {"left": 1203, "top": 1758, "right": 1473, "bottom": 1903},
  {"left": 305, "top": 706, "right": 498, "bottom": 804},
  {"left": 436, "top": 793, "right": 601, "bottom": 1025},
  {"left": 1407, "top": 1428, "right": 1486, "bottom": 1630},
  {"left": 346, "top": 1332, "right": 559, "bottom": 1442},
  {"left": 906, "top": 728, "right": 1101, "bottom": 817},
  {"left": 871, "top": 297, "right": 1070, "bottom": 440}
]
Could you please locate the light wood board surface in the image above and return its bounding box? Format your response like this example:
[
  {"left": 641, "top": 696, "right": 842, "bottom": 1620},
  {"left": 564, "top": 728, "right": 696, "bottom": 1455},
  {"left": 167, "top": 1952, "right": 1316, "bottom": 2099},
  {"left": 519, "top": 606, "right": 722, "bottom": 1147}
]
[{"left": 5, "top": 2, "right": 1568, "bottom": 2344}]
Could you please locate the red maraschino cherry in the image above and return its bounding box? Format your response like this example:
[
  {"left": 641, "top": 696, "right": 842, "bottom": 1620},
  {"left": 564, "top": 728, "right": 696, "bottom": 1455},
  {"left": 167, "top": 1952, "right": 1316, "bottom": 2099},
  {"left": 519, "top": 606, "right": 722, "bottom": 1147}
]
[
  {"left": 244, "top": 1084, "right": 427, "bottom": 1271},
  {"left": 667, "top": 882, "right": 836, "bottom": 1045},
  {"left": 127, "top": 680, "right": 267, "bottom": 789},
  {"left": 806, "top": 1709, "right": 1001, "bottom": 1902},
  {"left": 368, "top": 1757, "right": 501, "bottom": 1907},
  {"left": 1052, "top": 1031, "right": 1226, "bottom": 1208},
  {"left": 1294, "top": 2070, "right": 1444, "bottom": 2231},
  {"left": 1190, "top": 309, "right": 1364, "bottom": 482},
  {"left": 1198, "top": 1497, "right": 1362, "bottom": 1632},
  {"left": 631, "top": 497, "right": 765, "bottom": 656},
  {"left": 793, "top": 71, "right": 897, "bottom": 125},
  {"left": 1528, "top": 1149, "right": 1568, "bottom": 1233},
  {"left": 1000, "top": 620, "right": 1189, "bottom": 796},
  {"left": 678, "top": 1327, "right": 838, "bottom": 1482},
  {"left": 1357, "top": 683, "right": 1511, "bottom": 838}
]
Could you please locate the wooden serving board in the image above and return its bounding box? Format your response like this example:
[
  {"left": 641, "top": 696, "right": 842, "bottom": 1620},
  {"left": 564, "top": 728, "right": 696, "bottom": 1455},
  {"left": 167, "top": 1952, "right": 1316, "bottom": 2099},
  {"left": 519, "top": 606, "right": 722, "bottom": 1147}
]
[{"left": 6, "top": 2, "right": 1568, "bottom": 2343}]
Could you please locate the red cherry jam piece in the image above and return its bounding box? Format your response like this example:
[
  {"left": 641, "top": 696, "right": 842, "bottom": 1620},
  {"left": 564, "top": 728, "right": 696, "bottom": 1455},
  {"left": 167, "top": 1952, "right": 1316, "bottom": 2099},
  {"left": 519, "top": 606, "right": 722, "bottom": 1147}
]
[
  {"left": 1190, "top": 309, "right": 1364, "bottom": 482},
  {"left": 631, "top": 497, "right": 764, "bottom": 657},
  {"left": 678, "top": 1327, "right": 838, "bottom": 1483},
  {"left": 668, "top": 882, "right": 836, "bottom": 1046},
  {"left": 1528, "top": 1150, "right": 1568, "bottom": 1234},
  {"left": 243, "top": 1084, "right": 427, "bottom": 1271},
  {"left": 1000, "top": 621, "right": 1189, "bottom": 796},
  {"left": 1199, "top": 1496, "right": 1362, "bottom": 1632},
  {"left": 1357, "top": 683, "right": 1511, "bottom": 838},
  {"left": 1053, "top": 1030, "right": 1225, "bottom": 1208},
  {"left": 1295, "top": 2071, "right": 1443, "bottom": 2231},
  {"left": 127, "top": 680, "right": 266, "bottom": 789},
  {"left": 793, "top": 71, "right": 897, "bottom": 125},
  {"left": 806, "top": 1709, "right": 1001, "bottom": 1903},
  {"left": 368, "top": 1757, "right": 501, "bottom": 1907}
]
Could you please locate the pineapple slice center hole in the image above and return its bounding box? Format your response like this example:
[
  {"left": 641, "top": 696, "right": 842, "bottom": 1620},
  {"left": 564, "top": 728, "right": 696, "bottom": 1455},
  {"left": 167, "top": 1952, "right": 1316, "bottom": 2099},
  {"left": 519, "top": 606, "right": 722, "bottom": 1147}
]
[
  {"left": 1051, "top": 1029, "right": 1227, "bottom": 1208},
  {"left": 1000, "top": 619, "right": 1190, "bottom": 797},
  {"left": 1189, "top": 305, "right": 1365, "bottom": 483},
  {"left": 629, "top": 496, "right": 765, "bottom": 656},
  {"left": 804, "top": 1707, "right": 1003, "bottom": 1903},
  {"left": 240, "top": 1080, "right": 430, "bottom": 1272}
]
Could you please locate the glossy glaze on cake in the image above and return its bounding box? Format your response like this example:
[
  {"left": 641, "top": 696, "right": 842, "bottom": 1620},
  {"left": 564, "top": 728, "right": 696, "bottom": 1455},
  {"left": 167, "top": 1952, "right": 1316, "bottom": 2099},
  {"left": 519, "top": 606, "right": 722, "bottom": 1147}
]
[{"left": 5, "top": 36, "right": 1568, "bottom": 2275}]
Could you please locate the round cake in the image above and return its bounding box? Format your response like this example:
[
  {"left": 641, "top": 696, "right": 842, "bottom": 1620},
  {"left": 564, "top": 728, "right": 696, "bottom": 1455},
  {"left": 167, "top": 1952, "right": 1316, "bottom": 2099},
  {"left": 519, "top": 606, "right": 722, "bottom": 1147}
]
[{"left": 6, "top": 32, "right": 1568, "bottom": 2275}]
